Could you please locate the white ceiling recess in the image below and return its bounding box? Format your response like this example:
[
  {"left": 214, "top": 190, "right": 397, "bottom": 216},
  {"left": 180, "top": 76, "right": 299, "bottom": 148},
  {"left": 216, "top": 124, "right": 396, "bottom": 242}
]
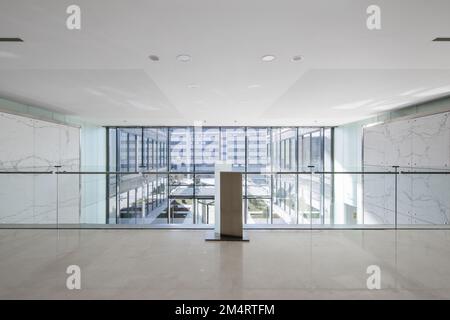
[{"left": 0, "top": 0, "right": 449, "bottom": 126}]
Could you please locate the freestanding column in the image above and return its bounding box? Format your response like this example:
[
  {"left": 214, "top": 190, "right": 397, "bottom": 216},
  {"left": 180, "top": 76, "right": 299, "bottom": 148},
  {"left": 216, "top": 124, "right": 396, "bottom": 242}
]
[
  {"left": 219, "top": 172, "right": 243, "bottom": 238},
  {"left": 206, "top": 164, "right": 248, "bottom": 241}
]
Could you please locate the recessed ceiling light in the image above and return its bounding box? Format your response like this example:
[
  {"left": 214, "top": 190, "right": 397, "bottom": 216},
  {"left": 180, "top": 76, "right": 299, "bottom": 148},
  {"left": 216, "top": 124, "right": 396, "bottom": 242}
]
[
  {"left": 187, "top": 84, "right": 199, "bottom": 89},
  {"left": 177, "top": 54, "right": 191, "bottom": 62},
  {"left": 292, "top": 55, "right": 303, "bottom": 62},
  {"left": 261, "top": 55, "right": 275, "bottom": 62},
  {"left": 433, "top": 37, "right": 450, "bottom": 42},
  {"left": 248, "top": 84, "right": 261, "bottom": 89},
  {"left": 148, "top": 55, "right": 159, "bottom": 61}
]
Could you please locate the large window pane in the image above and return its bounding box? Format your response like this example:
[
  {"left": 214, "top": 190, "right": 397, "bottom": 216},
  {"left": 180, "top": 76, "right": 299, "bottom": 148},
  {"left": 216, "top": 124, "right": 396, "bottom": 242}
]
[
  {"left": 169, "top": 174, "right": 194, "bottom": 196},
  {"left": 170, "top": 127, "right": 194, "bottom": 172},
  {"left": 144, "top": 128, "right": 168, "bottom": 171},
  {"left": 119, "top": 130, "right": 128, "bottom": 171},
  {"left": 170, "top": 198, "right": 193, "bottom": 224},
  {"left": 272, "top": 128, "right": 297, "bottom": 171},
  {"left": 298, "top": 174, "right": 311, "bottom": 224},
  {"left": 247, "top": 128, "right": 271, "bottom": 172},
  {"left": 273, "top": 174, "right": 297, "bottom": 224},
  {"left": 247, "top": 198, "right": 270, "bottom": 224},
  {"left": 311, "top": 130, "right": 322, "bottom": 170},
  {"left": 108, "top": 126, "right": 330, "bottom": 226},
  {"left": 247, "top": 174, "right": 271, "bottom": 197},
  {"left": 195, "top": 199, "right": 215, "bottom": 224},
  {"left": 108, "top": 128, "right": 117, "bottom": 223},
  {"left": 145, "top": 175, "right": 168, "bottom": 224},
  {"left": 221, "top": 127, "right": 245, "bottom": 171},
  {"left": 195, "top": 174, "right": 215, "bottom": 197},
  {"left": 195, "top": 127, "right": 220, "bottom": 172},
  {"left": 323, "top": 128, "right": 333, "bottom": 224},
  {"left": 302, "top": 134, "right": 311, "bottom": 170}
]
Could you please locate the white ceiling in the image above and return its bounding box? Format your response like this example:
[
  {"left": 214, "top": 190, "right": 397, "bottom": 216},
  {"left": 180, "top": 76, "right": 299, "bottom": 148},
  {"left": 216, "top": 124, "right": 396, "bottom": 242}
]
[{"left": 0, "top": 0, "right": 450, "bottom": 126}]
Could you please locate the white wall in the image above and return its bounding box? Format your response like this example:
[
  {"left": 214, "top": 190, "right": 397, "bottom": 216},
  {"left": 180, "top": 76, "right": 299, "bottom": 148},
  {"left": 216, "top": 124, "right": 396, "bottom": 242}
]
[
  {"left": 0, "top": 111, "right": 80, "bottom": 224},
  {"left": 363, "top": 112, "right": 450, "bottom": 225},
  {"left": 0, "top": 96, "right": 108, "bottom": 225},
  {"left": 80, "top": 125, "right": 106, "bottom": 224},
  {"left": 333, "top": 122, "right": 367, "bottom": 224},
  {"left": 334, "top": 96, "right": 450, "bottom": 226}
]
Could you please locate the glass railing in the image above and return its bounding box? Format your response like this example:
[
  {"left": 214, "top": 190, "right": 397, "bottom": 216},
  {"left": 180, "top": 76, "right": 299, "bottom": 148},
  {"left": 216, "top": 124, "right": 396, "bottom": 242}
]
[{"left": 0, "top": 166, "right": 449, "bottom": 229}]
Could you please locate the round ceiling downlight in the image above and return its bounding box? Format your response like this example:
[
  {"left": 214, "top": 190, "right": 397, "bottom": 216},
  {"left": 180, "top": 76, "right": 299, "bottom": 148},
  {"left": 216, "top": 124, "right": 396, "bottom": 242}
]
[
  {"left": 261, "top": 55, "right": 276, "bottom": 62},
  {"left": 176, "top": 54, "right": 191, "bottom": 62},
  {"left": 148, "top": 55, "right": 160, "bottom": 61},
  {"left": 292, "top": 55, "right": 303, "bottom": 62}
]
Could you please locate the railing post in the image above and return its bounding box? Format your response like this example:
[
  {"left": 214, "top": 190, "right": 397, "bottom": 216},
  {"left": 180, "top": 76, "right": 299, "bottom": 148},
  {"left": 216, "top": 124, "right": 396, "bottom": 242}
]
[
  {"left": 54, "top": 165, "right": 62, "bottom": 228},
  {"left": 308, "top": 165, "right": 315, "bottom": 229},
  {"left": 393, "top": 165, "right": 399, "bottom": 229}
]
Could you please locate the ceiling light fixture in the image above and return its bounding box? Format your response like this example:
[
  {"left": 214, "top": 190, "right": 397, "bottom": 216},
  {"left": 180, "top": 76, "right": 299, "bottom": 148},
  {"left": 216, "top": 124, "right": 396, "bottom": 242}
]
[
  {"left": 177, "top": 54, "right": 191, "bottom": 62},
  {"left": 261, "top": 55, "right": 276, "bottom": 62},
  {"left": 291, "top": 55, "right": 303, "bottom": 62},
  {"left": 433, "top": 37, "right": 450, "bottom": 42},
  {"left": 148, "top": 55, "right": 160, "bottom": 61}
]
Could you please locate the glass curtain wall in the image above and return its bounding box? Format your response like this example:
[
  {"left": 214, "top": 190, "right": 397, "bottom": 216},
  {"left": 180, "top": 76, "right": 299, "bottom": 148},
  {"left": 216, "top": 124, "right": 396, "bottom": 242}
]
[{"left": 107, "top": 127, "right": 332, "bottom": 226}]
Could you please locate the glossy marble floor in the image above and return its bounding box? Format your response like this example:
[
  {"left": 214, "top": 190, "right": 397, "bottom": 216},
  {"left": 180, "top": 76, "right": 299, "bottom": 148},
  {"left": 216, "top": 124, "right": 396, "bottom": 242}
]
[{"left": 1, "top": 229, "right": 450, "bottom": 299}]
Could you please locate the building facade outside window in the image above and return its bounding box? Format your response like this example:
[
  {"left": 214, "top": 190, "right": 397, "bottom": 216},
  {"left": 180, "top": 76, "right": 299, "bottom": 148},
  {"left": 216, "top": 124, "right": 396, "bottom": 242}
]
[{"left": 107, "top": 126, "right": 333, "bottom": 226}]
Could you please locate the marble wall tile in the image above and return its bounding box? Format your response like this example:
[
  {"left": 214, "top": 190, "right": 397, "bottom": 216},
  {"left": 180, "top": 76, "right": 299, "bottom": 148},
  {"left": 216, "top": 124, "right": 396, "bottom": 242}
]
[
  {"left": 384, "top": 120, "right": 412, "bottom": 168},
  {"left": 397, "top": 174, "right": 413, "bottom": 225},
  {"left": 363, "top": 111, "right": 450, "bottom": 225},
  {"left": 33, "top": 174, "right": 57, "bottom": 224},
  {"left": 0, "top": 113, "right": 34, "bottom": 169},
  {"left": 411, "top": 174, "right": 450, "bottom": 224},
  {"left": 33, "top": 121, "right": 60, "bottom": 170},
  {"left": 59, "top": 125, "right": 80, "bottom": 171},
  {"left": 58, "top": 174, "right": 80, "bottom": 224},
  {"left": 0, "top": 111, "right": 80, "bottom": 224},
  {"left": 363, "top": 174, "right": 388, "bottom": 224},
  {"left": 412, "top": 113, "right": 450, "bottom": 168},
  {"left": 364, "top": 173, "right": 397, "bottom": 225},
  {"left": 0, "top": 174, "right": 34, "bottom": 223},
  {"left": 363, "top": 125, "right": 386, "bottom": 167},
  {"left": 383, "top": 174, "right": 396, "bottom": 225}
]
